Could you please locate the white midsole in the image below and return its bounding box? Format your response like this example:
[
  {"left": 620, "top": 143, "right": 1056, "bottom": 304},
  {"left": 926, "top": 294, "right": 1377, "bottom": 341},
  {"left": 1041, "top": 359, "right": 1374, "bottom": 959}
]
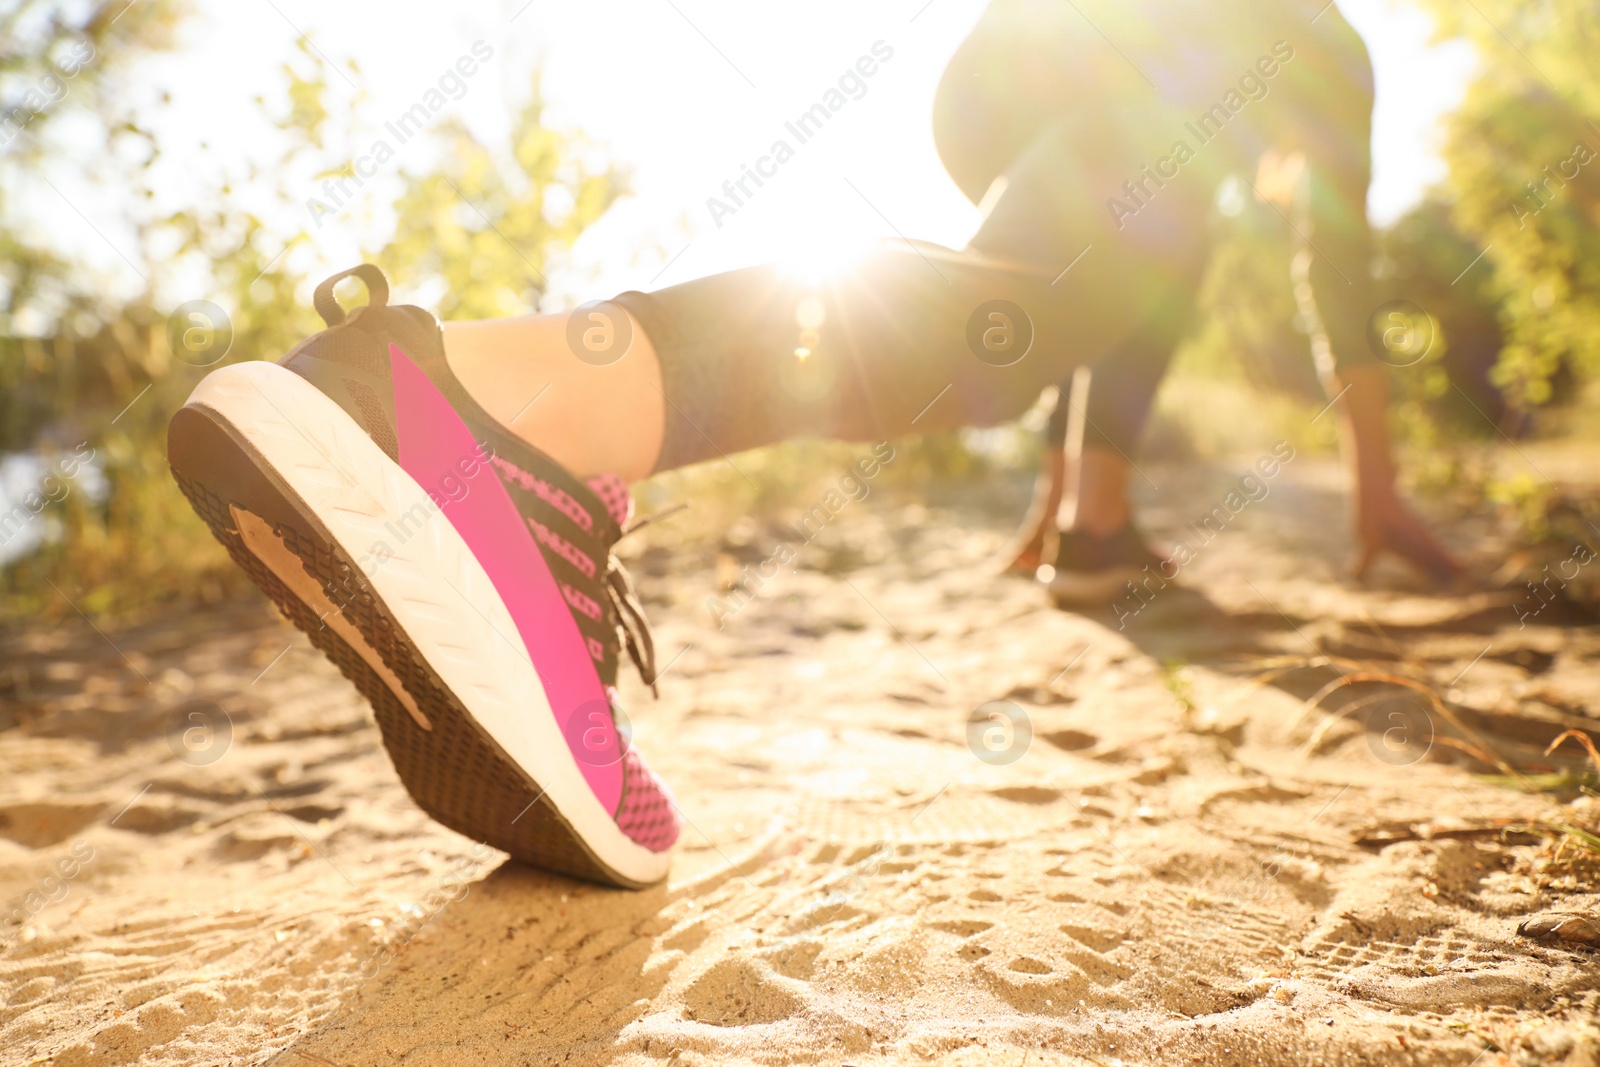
[
  {"left": 188, "top": 361, "right": 671, "bottom": 885},
  {"left": 1046, "top": 566, "right": 1149, "bottom": 608}
]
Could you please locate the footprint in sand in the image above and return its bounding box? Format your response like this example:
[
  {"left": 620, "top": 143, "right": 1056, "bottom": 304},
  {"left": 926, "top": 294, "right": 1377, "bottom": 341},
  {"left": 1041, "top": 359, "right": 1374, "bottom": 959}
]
[
  {"left": 1041, "top": 728, "right": 1098, "bottom": 752},
  {"left": 682, "top": 958, "right": 804, "bottom": 1026},
  {"left": 0, "top": 802, "right": 104, "bottom": 849},
  {"left": 987, "top": 786, "right": 1063, "bottom": 805},
  {"left": 1060, "top": 922, "right": 1125, "bottom": 953}
]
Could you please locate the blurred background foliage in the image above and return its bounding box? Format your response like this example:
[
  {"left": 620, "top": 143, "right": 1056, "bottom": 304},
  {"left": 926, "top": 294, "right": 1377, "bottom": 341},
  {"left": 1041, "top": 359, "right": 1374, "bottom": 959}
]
[
  {"left": 0, "top": 0, "right": 624, "bottom": 616},
  {"left": 1423, "top": 0, "right": 1600, "bottom": 411},
  {"left": 2, "top": 0, "right": 1599, "bottom": 618}
]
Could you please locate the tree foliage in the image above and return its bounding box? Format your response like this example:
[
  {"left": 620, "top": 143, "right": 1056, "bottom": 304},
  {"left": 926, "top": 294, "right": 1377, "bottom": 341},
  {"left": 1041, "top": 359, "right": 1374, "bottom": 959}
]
[
  {"left": 0, "top": 2, "right": 623, "bottom": 616},
  {"left": 1417, "top": 0, "right": 1600, "bottom": 408}
]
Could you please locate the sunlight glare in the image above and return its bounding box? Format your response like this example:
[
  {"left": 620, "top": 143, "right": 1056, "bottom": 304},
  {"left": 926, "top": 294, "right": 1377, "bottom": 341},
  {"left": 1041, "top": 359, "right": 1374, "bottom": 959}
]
[{"left": 775, "top": 225, "right": 871, "bottom": 290}]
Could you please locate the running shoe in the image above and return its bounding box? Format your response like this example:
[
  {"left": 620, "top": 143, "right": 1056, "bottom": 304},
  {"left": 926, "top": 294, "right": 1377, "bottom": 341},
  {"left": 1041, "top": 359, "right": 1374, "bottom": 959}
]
[
  {"left": 168, "top": 264, "right": 678, "bottom": 888},
  {"left": 1044, "top": 522, "right": 1170, "bottom": 607}
]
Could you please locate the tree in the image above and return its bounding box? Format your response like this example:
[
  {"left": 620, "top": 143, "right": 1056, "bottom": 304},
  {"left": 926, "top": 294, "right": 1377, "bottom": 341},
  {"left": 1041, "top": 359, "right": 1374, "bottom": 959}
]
[{"left": 1417, "top": 0, "right": 1600, "bottom": 409}]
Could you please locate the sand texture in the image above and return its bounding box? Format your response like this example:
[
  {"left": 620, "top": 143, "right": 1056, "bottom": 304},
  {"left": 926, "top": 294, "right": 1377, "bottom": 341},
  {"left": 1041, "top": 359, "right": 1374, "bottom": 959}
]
[{"left": 3, "top": 456, "right": 1598, "bottom": 1066}]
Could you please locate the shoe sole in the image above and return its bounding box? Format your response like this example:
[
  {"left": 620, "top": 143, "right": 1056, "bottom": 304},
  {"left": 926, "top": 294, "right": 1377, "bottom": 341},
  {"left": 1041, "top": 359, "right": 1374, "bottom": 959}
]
[
  {"left": 1045, "top": 565, "right": 1149, "bottom": 608},
  {"left": 168, "top": 361, "right": 671, "bottom": 889}
]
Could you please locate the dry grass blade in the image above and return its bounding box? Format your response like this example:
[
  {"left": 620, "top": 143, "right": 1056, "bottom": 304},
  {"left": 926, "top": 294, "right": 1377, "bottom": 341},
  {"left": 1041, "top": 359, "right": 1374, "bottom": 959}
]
[
  {"left": 1544, "top": 729, "right": 1600, "bottom": 775},
  {"left": 1285, "top": 659, "right": 1407, "bottom": 732},
  {"left": 1303, "top": 687, "right": 1513, "bottom": 771},
  {"left": 1215, "top": 657, "right": 1319, "bottom": 710},
  {"left": 1431, "top": 734, "right": 1529, "bottom": 768},
  {"left": 1230, "top": 654, "right": 1370, "bottom": 717},
  {"left": 1540, "top": 821, "right": 1600, "bottom": 854},
  {"left": 1303, "top": 690, "right": 1416, "bottom": 754},
  {"left": 1294, "top": 671, "right": 1530, "bottom": 786}
]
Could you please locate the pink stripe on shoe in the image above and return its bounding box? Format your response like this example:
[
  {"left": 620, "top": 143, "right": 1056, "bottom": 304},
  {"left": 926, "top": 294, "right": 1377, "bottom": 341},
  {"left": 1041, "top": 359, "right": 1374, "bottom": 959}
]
[
  {"left": 387, "top": 343, "right": 623, "bottom": 814},
  {"left": 561, "top": 583, "right": 603, "bottom": 621},
  {"left": 526, "top": 517, "right": 597, "bottom": 579},
  {"left": 490, "top": 454, "right": 594, "bottom": 533}
]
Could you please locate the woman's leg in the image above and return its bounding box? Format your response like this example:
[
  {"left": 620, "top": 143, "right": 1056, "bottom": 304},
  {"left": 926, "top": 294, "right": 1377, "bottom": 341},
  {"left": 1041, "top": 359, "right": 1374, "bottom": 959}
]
[
  {"left": 1002, "top": 381, "right": 1073, "bottom": 573},
  {"left": 442, "top": 47, "right": 1212, "bottom": 481},
  {"left": 932, "top": 9, "right": 1074, "bottom": 574},
  {"left": 442, "top": 312, "right": 665, "bottom": 482},
  {"left": 437, "top": 0, "right": 1210, "bottom": 487},
  {"left": 632, "top": 106, "right": 1210, "bottom": 473},
  {"left": 1059, "top": 310, "right": 1192, "bottom": 537},
  {"left": 440, "top": 244, "right": 1090, "bottom": 480}
]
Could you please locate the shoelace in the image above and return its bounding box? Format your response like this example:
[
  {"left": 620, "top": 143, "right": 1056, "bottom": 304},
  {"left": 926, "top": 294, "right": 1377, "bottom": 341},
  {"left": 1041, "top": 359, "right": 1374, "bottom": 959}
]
[
  {"left": 605, "top": 561, "right": 658, "bottom": 697},
  {"left": 602, "top": 503, "right": 686, "bottom": 698}
]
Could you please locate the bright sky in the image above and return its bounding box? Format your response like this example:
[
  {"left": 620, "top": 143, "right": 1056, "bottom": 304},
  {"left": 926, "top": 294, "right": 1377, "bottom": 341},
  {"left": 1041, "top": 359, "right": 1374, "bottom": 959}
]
[{"left": 36, "top": 0, "right": 1477, "bottom": 310}]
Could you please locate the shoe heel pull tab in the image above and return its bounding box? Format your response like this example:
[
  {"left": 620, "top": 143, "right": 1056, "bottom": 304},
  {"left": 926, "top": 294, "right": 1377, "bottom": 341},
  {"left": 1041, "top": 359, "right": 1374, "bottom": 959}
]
[{"left": 313, "top": 264, "right": 390, "bottom": 327}]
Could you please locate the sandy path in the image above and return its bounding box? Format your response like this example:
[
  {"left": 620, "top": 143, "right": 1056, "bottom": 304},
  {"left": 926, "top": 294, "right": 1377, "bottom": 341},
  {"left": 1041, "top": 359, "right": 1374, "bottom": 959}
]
[{"left": 2, "top": 455, "right": 1597, "bottom": 1066}]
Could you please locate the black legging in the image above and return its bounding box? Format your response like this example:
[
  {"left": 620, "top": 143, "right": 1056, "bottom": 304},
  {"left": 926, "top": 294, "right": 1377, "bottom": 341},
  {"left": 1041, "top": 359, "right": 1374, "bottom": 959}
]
[{"left": 617, "top": 0, "right": 1377, "bottom": 472}]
